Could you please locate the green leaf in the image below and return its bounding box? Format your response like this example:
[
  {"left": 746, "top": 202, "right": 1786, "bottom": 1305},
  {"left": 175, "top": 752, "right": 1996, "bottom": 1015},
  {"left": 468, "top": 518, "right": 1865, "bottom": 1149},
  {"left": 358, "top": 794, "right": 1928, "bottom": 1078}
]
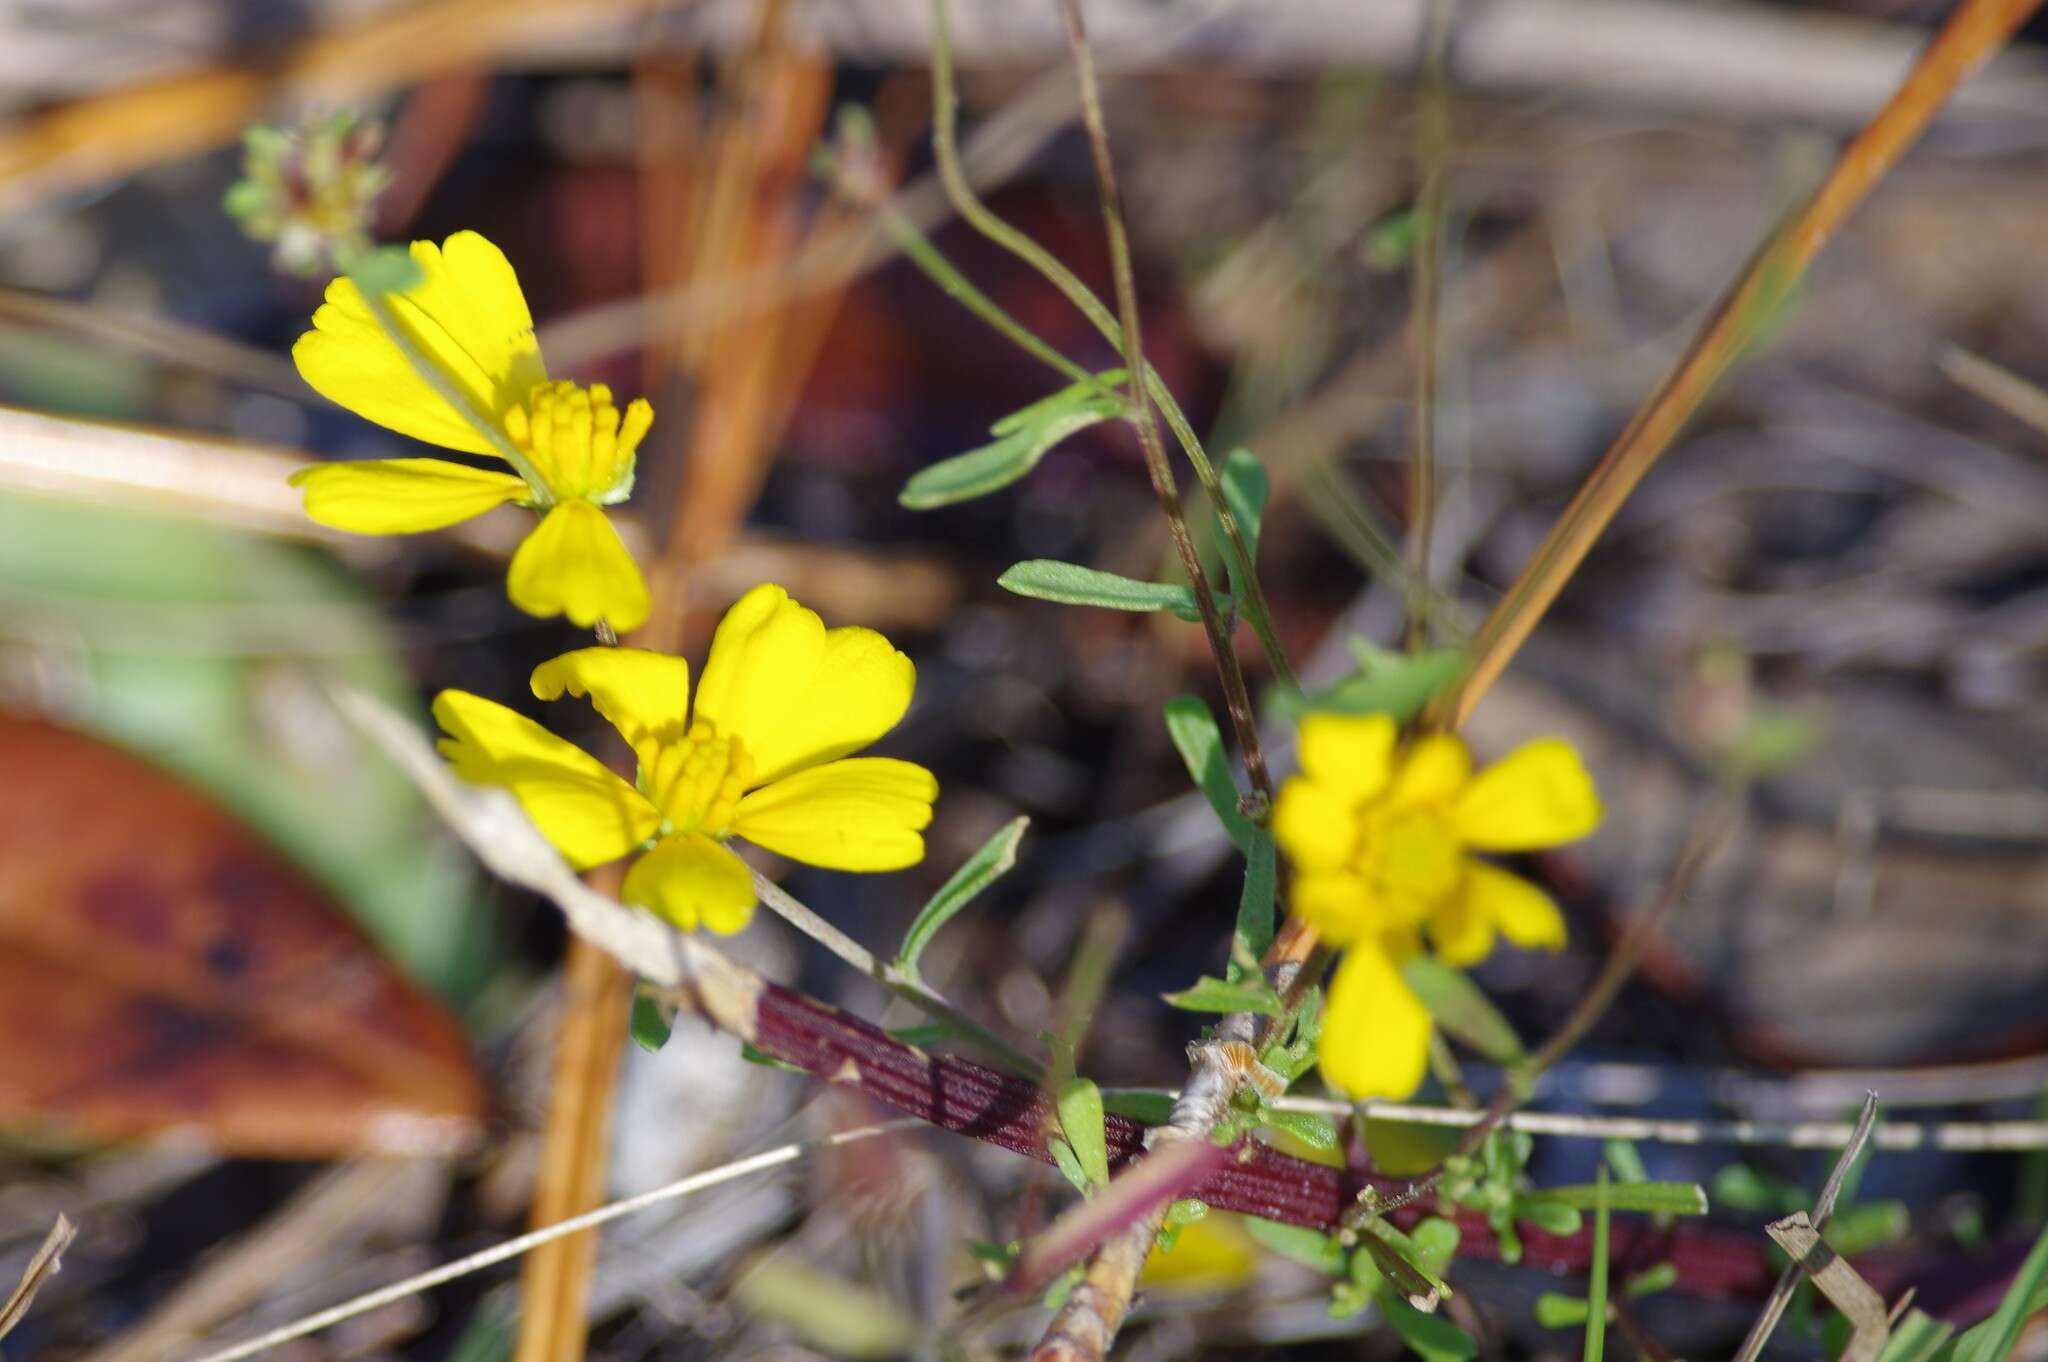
[
  {"left": 739, "top": 1041, "right": 807, "bottom": 1075},
  {"left": 1878, "top": 1310, "right": 1955, "bottom": 1362},
  {"left": 887, "top": 1022, "right": 958, "bottom": 1048},
  {"left": 1518, "top": 1198, "right": 1583, "bottom": 1237},
  {"left": 1261, "top": 1108, "right": 1340, "bottom": 1151},
  {"left": 1056, "top": 1078, "right": 1111, "bottom": 1192},
  {"left": 1523, "top": 1182, "right": 1707, "bottom": 1218},
  {"left": 1218, "top": 447, "right": 1268, "bottom": 574},
  {"left": 1270, "top": 645, "right": 1467, "bottom": 726},
  {"left": 1949, "top": 1221, "right": 2048, "bottom": 1362},
  {"left": 1048, "top": 1136, "right": 1091, "bottom": 1196},
  {"left": 1380, "top": 1292, "right": 1477, "bottom": 1362},
  {"left": 1824, "top": 1199, "right": 1908, "bottom": 1256},
  {"left": 1710, "top": 1163, "right": 1807, "bottom": 1215},
  {"left": 629, "top": 993, "right": 674, "bottom": 1052},
  {"left": 1241, "top": 1216, "right": 1345, "bottom": 1276},
  {"left": 1601, "top": 1139, "right": 1650, "bottom": 1186},
  {"left": 1101, "top": 1089, "right": 1176, "bottom": 1125},
  {"left": 1583, "top": 1168, "right": 1612, "bottom": 1362},
  {"left": 1535, "top": 1293, "right": 1591, "bottom": 1329},
  {"left": 990, "top": 369, "right": 1126, "bottom": 435},
  {"left": 1409, "top": 1217, "right": 1460, "bottom": 1275},
  {"left": 1400, "top": 955, "right": 1524, "bottom": 1063},
  {"left": 900, "top": 374, "right": 1124, "bottom": 508},
  {"left": 1162, "top": 695, "right": 1254, "bottom": 852},
  {"left": 347, "top": 244, "right": 425, "bottom": 297},
  {"left": 895, "top": 815, "right": 1028, "bottom": 984},
  {"left": 998, "top": 560, "right": 1207, "bottom": 615},
  {"left": 1163, "top": 974, "right": 1282, "bottom": 1015},
  {"left": 1043, "top": 1264, "right": 1085, "bottom": 1311},
  {"left": 1234, "top": 830, "right": 1278, "bottom": 972},
  {"left": 1623, "top": 1263, "right": 1678, "bottom": 1298}
]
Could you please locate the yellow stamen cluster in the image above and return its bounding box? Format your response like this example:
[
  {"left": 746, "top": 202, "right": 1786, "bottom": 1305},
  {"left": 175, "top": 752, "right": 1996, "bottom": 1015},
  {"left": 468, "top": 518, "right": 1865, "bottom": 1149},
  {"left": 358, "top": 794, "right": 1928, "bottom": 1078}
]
[
  {"left": 1352, "top": 805, "right": 1463, "bottom": 926},
  {"left": 504, "top": 380, "right": 651, "bottom": 505},
  {"left": 640, "top": 720, "right": 755, "bottom": 838}
]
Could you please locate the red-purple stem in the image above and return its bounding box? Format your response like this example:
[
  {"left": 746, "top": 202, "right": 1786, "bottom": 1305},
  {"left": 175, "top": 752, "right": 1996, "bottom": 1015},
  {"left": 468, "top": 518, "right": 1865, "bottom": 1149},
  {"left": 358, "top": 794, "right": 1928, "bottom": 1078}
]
[{"left": 749, "top": 982, "right": 1772, "bottom": 1297}]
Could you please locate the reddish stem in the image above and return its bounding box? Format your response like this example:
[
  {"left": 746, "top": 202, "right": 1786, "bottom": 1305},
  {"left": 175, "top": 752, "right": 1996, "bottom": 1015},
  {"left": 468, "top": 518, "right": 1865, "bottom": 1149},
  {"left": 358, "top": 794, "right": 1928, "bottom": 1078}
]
[{"left": 749, "top": 982, "right": 1770, "bottom": 1297}]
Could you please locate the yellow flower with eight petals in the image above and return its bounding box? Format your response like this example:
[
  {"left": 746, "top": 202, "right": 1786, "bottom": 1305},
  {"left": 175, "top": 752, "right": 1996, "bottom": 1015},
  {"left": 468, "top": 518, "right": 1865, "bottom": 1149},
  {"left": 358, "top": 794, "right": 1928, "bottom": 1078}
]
[
  {"left": 289, "top": 230, "right": 651, "bottom": 631},
  {"left": 1271, "top": 713, "right": 1600, "bottom": 1101},
  {"left": 433, "top": 584, "right": 938, "bottom": 933}
]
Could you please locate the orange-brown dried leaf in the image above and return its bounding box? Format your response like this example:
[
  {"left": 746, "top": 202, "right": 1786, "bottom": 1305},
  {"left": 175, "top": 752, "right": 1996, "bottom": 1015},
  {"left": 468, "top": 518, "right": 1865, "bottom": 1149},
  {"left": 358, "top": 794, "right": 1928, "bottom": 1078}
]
[{"left": 0, "top": 714, "right": 484, "bottom": 1157}]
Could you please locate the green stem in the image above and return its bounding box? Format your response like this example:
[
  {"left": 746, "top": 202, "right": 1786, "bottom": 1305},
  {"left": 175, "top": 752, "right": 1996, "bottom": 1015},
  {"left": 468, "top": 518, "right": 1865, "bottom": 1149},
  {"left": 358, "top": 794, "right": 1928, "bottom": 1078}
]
[{"left": 927, "top": 0, "right": 1295, "bottom": 693}]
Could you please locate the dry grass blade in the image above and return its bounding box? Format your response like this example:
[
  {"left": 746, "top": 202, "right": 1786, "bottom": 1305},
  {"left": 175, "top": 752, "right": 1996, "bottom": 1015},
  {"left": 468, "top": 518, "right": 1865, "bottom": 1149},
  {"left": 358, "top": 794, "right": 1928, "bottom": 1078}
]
[
  {"left": 183, "top": 1123, "right": 919, "bottom": 1362},
  {"left": 1939, "top": 344, "right": 2048, "bottom": 441},
  {"left": 1729, "top": 1093, "right": 1882, "bottom": 1362},
  {"left": 0, "top": 1214, "right": 75, "bottom": 1346},
  {"left": 1433, "top": 0, "right": 2045, "bottom": 730},
  {"left": 1766, "top": 1212, "right": 1891, "bottom": 1362}
]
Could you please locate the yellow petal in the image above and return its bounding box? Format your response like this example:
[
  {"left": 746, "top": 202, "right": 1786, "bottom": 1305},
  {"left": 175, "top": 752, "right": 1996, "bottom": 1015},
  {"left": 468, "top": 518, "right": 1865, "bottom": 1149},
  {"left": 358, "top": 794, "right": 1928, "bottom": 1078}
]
[
  {"left": 693, "top": 584, "right": 916, "bottom": 784},
  {"left": 531, "top": 646, "right": 689, "bottom": 749},
  {"left": 1429, "top": 874, "right": 1495, "bottom": 967},
  {"left": 1292, "top": 871, "right": 1376, "bottom": 947},
  {"left": 290, "top": 458, "right": 527, "bottom": 533},
  {"left": 432, "top": 689, "right": 659, "bottom": 869},
  {"left": 1317, "top": 940, "right": 1433, "bottom": 1101},
  {"left": 732, "top": 758, "right": 936, "bottom": 871},
  {"left": 292, "top": 233, "right": 547, "bottom": 455},
  {"left": 1453, "top": 738, "right": 1602, "bottom": 851},
  {"left": 1297, "top": 712, "right": 1397, "bottom": 802},
  {"left": 1271, "top": 774, "right": 1357, "bottom": 873},
  {"left": 1462, "top": 859, "right": 1567, "bottom": 951},
  {"left": 1387, "top": 733, "right": 1472, "bottom": 809},
  {"left": 507, "top": 501, "right": 651, "bottom": 632},
  {"left": 1140, "top": 1213, "right": 1259, "bottom": 1295},
  {"left": 622, "top": 832, "right": 756, "bottom": 934}
]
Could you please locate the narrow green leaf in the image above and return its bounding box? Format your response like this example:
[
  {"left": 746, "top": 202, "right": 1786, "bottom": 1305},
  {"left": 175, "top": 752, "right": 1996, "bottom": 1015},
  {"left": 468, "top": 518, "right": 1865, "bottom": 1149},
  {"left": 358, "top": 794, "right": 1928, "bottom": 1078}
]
[
  {"left": 1056, "top": 1078, "right": 1110, "bottom": 1192},
  {"left": 1878, "top": 1310, "right": 1955, "bottom": 1362},
  {"left": 1535, "top": 1293, "right": 1591, "bottom": 1329},
  {"left": 896, "top": 815, "right": 1028, "bottom": 984},
  {"left": 1400, "top": 955, "right": 1524, "bottom": 1063},
  {"left": 1824, "top": 1199, "right": 1909, "bottom": 1256},
  {"left": 887, "top": 1022, "right": 958, "bottom": 1048},
  {"left": 1162, "top": 974, "right": 1282, "bottom": 1015},
  {"left": 1218, "top": 447, "right": 1269, "bottom": 569},
  {"left": 998, "top": 559, "right": 1203, "bottom": 614},
  {"left": 900, "top": 378, "right": 1122, "bottom": 509},
  {"left": 739, "top": 1041, "right": 807, "bottom": 1074},
  {"left": 1048, "top": 1137, "right": 1091, "bottom": 1196},
  {"left": 1234, "top": 830, "right": 1278, "bottom": 970},
  {"left": 1950, "top": 1221, "right": 2048, "bottom": 1362},
  {"left": 1357, "top": 1222, "right": 1448, "bottom": 1309},
  {"left": 1380, "top": 1293, "right": 1477, "bottom": 1362},
  {"left": 1101, "top": 1089, "right": 1176, "bottom": 1125},
  {"left": 990, "top": 369, "right": 1126, "bottom": 435},
  {"left": 1241, "top": 1216, "right": 1346, "bottom": 1276},
  {"left": 1524, "top": 1181, "right": 1708, "bottom": 1217},
  {"left": 629, "top": 993, "right": 674, "bottom": 1052},
  {"left": 1601, "top": 1139, "right": 1650, "bottom": 1186},
  {"left": 1583, "top": 1168, "right": 1611, "bottom": 1362},
  {"left": 347, "top": 245, "right": 426, "bottom": 297},
  {"left": 1162, "top": 695, "right": 1254, "bottom": 852}
]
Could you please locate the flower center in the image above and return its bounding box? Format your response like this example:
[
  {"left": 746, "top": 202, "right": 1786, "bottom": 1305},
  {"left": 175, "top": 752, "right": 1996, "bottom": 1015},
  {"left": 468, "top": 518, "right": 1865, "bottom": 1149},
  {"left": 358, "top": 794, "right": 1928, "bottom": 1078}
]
[
  {"left": 502, "top": 379, "right": 651, "bottom": 504},
  {"left": 640, "top": 719, "right": 754, "bottom": 838},
  {"left": 1352, "top": 805, "right": 1463, "bottom": 926}
]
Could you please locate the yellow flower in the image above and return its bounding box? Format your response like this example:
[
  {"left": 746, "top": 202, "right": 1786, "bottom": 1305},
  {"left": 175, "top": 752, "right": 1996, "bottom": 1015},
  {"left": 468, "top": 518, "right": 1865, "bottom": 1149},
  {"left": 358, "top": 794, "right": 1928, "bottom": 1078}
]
[
  {"left": 288, "top": 230, "right": 652, "bottom": 632},
  {"left": 1272, "top": 713, "right": 1600, "bottom": 1100},
  {"left": 432, "top": 583, "right": 938, "bottom": 933}
]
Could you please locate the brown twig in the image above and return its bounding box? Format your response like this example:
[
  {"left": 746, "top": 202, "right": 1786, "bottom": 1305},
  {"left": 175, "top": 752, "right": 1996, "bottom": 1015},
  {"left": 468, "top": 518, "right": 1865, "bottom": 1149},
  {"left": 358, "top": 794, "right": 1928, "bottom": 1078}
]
[{"left": 1404, "top": 0, "right": 1453, "bottom": 649}]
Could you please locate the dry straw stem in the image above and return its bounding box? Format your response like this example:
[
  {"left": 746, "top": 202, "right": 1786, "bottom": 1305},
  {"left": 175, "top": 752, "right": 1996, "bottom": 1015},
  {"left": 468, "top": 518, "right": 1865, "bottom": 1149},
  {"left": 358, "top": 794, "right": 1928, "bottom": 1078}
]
[
  {"left": 1730, "top": 1094, "right": 1883, "bottom": 1362},
  {"left": 1433, "top": 0, "right": 2046, "bottom": 731},
  {"left": 0, "top": 1214, "right": 74, "bottom": 1347}
]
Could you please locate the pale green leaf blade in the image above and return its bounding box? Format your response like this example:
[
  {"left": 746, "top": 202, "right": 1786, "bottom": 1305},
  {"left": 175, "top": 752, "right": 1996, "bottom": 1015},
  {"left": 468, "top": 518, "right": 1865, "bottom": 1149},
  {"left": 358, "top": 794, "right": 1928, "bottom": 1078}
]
[
  {"left": 1162, "top": 694, "right": 1254, "bottom": 852},
  {"left": 896, "top": 815, "right": 1028, "bottom": 984},
  {"left": 1163, "top": 974, "right": 1282, "bottom": 1015},
  {"left": 1400, "top": 955, "right": 1525, "bottom": 1064},
  {"left": 1056, "top": 1077, "right": 1110, "bottom": 1191},
  {"left": 998, "top": 560, "right": 1199, "bottom": 614}
]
